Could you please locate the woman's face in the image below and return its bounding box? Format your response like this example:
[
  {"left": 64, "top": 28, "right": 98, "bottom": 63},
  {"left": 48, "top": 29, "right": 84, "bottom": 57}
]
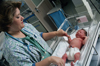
[{"left": 8, "top": 8, "right": 24, "bottom": 32}]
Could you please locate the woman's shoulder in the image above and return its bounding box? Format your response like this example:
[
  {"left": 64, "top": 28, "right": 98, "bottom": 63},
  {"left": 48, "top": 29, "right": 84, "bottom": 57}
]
[
  {"left": 23, "top": 22, "right": 39, "bottom": 33},
  {"left": 23, "top": 22, "right": 35, "bottom": 30},
  {"left": 24, "top": 22, "right": 34, "bottom": 27}
]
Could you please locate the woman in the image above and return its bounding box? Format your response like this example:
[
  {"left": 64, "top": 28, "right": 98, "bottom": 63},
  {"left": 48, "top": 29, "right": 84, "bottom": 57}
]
[{"left": 0, "top": 1, "right": 68, "bottom": 66}]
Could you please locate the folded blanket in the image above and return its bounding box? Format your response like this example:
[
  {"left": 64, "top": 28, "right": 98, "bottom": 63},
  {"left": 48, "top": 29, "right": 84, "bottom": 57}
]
[{"left": 52, "top": 40, "right": 69, "bottom": 58}]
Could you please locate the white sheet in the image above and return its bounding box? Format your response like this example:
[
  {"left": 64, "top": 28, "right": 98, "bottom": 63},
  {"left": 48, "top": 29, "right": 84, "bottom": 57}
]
[
  {"left": 52, "top": 41, "right": 69, "bottom": 58},
  {"left": 51, "top": 40, "right": 71, "bottom": 66}
]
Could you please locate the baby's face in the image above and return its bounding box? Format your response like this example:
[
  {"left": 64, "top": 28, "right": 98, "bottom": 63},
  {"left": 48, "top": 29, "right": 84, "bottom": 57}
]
[{"left": 76, "top": 29, "right": 86, "bottom": 38}]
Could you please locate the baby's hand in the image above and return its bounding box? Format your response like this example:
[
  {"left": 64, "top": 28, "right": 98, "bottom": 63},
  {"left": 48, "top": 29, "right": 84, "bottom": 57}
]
[
  {"left": 67, "top": 35, "right": 71, "bottom": 39},
  {"left": 64, "top": 33, "right": 70, "bottom": 38},
  {"left": 82, "top": 36, "right": 88, "bottom": 44},
  {"left": 82, "top": 36, "right": 86, "bottom": 40}
]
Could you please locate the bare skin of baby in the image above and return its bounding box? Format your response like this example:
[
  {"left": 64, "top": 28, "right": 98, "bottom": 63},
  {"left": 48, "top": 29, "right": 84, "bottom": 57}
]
[{"left": 62, "top": 29, "right": 87, "bottom": 66}]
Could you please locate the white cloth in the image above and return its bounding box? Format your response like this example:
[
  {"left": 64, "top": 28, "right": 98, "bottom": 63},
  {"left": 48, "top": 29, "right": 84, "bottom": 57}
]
[
  {"left": 66, "top": 47, "right": 80, "bottom": 60},
  {"left": 52, "top": 41, "right": 69, "bottom": 58}
]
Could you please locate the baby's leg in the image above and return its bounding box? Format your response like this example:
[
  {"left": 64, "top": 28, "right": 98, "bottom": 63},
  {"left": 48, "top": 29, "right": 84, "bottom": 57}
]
[
  {"left": 62, "top": 53, "right": 68, "bottom": 63},
  {"left": 71, "top": 52, "right": 80, "bottom": 66},
  {"left": 74, "top": 52, "right": 80, "bottom": 62}
]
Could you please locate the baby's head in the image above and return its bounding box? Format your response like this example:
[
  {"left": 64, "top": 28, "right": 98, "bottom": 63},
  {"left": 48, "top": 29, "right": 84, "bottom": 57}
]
[{"left": 76, "top": 29, "right": 87, "bottom": 38}]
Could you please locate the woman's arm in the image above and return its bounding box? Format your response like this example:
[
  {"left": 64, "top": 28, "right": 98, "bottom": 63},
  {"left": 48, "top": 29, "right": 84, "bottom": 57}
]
[
  {"left": 42, "top": 29, "right": 68, "bottom": 41},
  {"left": 36, "top": 56, "right": 64, "bottom": 66}
]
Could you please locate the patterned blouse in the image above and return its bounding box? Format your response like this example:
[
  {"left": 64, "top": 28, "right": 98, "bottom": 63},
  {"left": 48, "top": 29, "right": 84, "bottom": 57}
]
[{"left": 3, "top": 23, "right": 52, "bottom": 66}]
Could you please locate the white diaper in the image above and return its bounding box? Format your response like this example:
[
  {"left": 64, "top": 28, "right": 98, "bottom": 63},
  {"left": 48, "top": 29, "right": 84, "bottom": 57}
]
[{"left": 66, "top": 47, "right": 80, "bottom": 60}]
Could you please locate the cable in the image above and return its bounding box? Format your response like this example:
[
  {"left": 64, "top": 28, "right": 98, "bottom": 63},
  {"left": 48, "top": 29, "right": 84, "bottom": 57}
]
[{"left": 90, "top": 0, "right": 100, "bottom": 14}]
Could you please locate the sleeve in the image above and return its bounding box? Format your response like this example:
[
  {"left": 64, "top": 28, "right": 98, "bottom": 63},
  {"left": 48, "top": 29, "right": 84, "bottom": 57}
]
[
  {"left": 32, "top": 63, "right": 36, "bottom": 66},
  {"left": 40, "top": 32, "right": 43, "bottom": 38}
]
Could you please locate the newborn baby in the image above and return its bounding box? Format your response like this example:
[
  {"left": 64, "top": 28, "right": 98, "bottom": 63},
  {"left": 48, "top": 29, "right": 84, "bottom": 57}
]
[{"left": 62, "top": 29, "right": 87, "bottom": 66}]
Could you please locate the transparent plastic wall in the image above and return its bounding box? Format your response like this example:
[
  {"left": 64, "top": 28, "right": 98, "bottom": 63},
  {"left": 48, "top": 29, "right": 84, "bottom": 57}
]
[
  {"left": 78, "top": 20, "right": 99, "bottom": 66},
  {"left": 56, "top": 16, "right": 99, "bottom": 66}
]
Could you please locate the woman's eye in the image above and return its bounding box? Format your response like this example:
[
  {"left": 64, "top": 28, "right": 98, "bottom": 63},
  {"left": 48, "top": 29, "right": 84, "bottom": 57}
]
[{"left": 16, "top": 16, "right": 19, "bottom": 18}]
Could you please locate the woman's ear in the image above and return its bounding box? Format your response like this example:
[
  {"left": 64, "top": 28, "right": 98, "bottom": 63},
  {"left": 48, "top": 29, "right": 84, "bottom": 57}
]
[{"left": 7, "top": 25, "right": 11, "bottom": 28}]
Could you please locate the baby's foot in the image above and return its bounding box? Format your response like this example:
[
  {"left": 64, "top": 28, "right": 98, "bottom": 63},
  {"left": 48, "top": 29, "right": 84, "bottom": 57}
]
[
  {"left": 71, "top": 62, "right": 74, "bottom": 66},
  {"left": 62, "top": 53, "right": 67, "bottom": 63}
]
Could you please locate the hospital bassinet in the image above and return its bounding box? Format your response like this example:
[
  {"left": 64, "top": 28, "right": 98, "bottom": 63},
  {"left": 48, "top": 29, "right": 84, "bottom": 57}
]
[{"left": 49, "top": 11, "right": 100, "bottom": 66}]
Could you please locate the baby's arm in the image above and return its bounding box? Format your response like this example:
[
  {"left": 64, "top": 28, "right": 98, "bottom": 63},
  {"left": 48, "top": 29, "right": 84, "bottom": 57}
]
[
  {"left": 64, "top": 33, "right": 72, "bottom": 43},
  {"left": 67, "top": 35, "right": 71, "bottom": 44},
  {"left": 82, "top": 36, "right": 88, "bottom": 45}
]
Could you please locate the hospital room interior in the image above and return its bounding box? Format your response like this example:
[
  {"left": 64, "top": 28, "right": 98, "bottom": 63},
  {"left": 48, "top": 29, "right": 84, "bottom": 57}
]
[{"left": 1, "top": 0, "right": 100, "bottom": 66}]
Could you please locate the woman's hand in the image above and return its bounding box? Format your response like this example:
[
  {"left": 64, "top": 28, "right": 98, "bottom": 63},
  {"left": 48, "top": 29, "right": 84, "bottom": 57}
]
[
  {"left": 49, "top": 56, "right": 65, "bottom": 66},
  {"left": 42, "top": 29, "right": 68, "bottom": 41},
  {"left": 56, "top": 29, "right": 68, "bottom": 37},
  {"left": 36, "top": 56, "right": 65, "bottom": 66}
]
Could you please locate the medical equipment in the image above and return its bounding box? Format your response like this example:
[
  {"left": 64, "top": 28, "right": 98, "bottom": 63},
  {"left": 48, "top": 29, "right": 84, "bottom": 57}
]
[
  {"left": 47, "top": 5, "right": 73, "bottom": 29},
  {"left": 89, "top": 0, "right": 100, "bottom": 14}
]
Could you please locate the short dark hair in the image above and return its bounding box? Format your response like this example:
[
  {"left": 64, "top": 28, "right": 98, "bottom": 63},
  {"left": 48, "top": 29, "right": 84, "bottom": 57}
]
[
  {"left": 81, "top": 28, "right": 87, "bottom": 36},
  {"left": 0, "top": 1, "right": 21, "bottom": 32}
]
